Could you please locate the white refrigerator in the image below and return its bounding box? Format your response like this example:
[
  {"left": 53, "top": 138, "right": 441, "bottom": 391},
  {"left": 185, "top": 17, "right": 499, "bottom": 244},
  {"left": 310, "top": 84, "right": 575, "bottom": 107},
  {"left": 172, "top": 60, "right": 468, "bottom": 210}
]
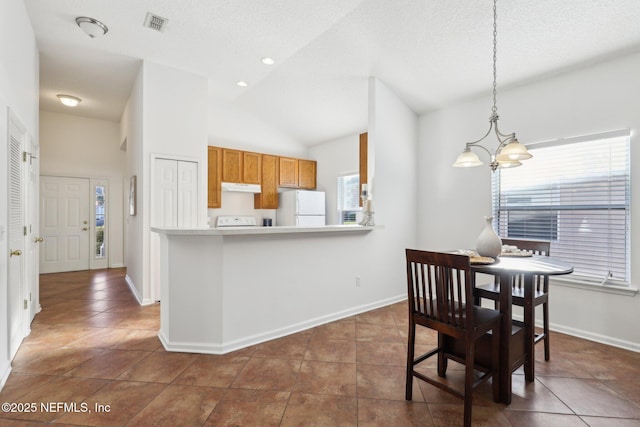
[{"left": 276, "top": 190, "right": 326, "bottom": 226}]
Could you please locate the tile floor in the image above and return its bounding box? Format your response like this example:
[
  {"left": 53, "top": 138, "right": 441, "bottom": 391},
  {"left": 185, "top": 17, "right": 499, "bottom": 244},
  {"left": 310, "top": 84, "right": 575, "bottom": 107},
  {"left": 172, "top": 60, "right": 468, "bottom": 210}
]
[{"left": 1, "top": 268, "right": 639, "bottom": 426}]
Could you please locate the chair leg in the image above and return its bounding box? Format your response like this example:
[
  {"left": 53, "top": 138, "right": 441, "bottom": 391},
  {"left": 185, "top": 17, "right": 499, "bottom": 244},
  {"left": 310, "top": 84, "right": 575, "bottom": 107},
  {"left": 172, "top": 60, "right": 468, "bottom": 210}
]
[
  {"left": 437, "top": 332, "right": 447, "bottom": 377},
  {"left": 543, "top": 301, "right": 550, "bottom": 361},
  {"left": 405, "top": 321, "right": 416, "bottom": 400},
  {"left": 463, "top": 342, "right": 475, "bottom": 427},
  {"left": 491, "top": 324, "right": 500, "bottom": 403}
]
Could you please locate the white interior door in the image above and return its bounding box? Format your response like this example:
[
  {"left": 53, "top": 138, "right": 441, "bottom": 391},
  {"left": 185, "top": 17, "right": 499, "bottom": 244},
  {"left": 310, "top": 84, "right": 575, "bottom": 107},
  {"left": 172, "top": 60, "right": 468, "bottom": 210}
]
[
  {"left": 25, "top": 138, "right": 41, "bottom": 322},
  {"left": 8, "top": 111, "right": 27, "bottom": 359},
  {"left": 150, "top": 157, "right": 199, "bottom": 301},
  {"left": 152, "top": 159, "right": 178, "bottom": 228},
  {"left": 177, "top": 161, "right": 198, "bottom": 227},
  {"left": 40, "top": 176, "right": 90, "bottom": 273}
]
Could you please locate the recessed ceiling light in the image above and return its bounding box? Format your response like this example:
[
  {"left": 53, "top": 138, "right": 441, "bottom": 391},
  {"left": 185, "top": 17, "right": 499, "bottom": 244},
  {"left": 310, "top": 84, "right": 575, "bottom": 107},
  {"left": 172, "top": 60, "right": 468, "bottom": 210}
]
[
  {"left": 75, "top": 17, "right": 108, "bottom": 38},
  {"left": 57, "top": 94, "right": 82, "bottom": 107},
  {"left": 261, "top": 57, "right": 275, "bottom": 65},
  {"left": 236, "top": 81, "right": 248, "bottom": 87}
]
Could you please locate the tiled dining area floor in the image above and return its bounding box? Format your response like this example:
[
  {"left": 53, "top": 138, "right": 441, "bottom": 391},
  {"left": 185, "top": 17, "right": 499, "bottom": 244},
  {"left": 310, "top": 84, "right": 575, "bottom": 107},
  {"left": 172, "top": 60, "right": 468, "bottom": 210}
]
[{"left": 1, "top": 268, "right": 640, "bottom": 426}]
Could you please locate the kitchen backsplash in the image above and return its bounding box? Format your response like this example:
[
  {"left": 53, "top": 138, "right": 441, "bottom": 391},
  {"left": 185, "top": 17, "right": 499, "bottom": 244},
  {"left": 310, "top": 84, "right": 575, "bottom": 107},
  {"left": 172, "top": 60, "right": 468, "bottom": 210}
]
[{"left": 207, "top": 192, "right": 276, "bottom": 227}]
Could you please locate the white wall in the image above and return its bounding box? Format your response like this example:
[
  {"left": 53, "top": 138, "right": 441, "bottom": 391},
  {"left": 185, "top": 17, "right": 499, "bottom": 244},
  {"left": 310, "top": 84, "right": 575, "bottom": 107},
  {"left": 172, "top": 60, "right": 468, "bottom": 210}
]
[
  {"left": 208, "top": 97, "right": 307, "bottom": 158},
  {"left": 0, "top": 0, "right": 39, "bottom": 388},
  {"left": 39, "top": 111, "right": 125, "bottom": 267},
  {"left": 310, "top": 133, "right": 361, "bottom": 226},
  {"left": 121, "top": 61, "right": 208, "bottom": 304},
  {"left": 364, "top": 77, "right": 419, "bottom": 302},
  {"left": 121, "top": 65, "right": 144, "bottom": 302},
  {"left": 419, "top": 52, "right": 640, "bottom": 351}
]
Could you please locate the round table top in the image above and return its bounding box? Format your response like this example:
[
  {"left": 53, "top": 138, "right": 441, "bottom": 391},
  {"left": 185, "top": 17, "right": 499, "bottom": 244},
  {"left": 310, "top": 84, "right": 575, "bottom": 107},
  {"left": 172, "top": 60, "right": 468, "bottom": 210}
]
[{"left": 471, "top": 254, "right": 574, "bottom": 276}]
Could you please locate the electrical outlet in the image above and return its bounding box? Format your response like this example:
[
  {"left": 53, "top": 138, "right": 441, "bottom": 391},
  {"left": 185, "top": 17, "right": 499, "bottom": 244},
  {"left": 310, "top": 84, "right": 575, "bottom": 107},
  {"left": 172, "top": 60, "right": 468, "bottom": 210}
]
[{"left": 356, "top": 276, "right": 361, "bottom": 287}]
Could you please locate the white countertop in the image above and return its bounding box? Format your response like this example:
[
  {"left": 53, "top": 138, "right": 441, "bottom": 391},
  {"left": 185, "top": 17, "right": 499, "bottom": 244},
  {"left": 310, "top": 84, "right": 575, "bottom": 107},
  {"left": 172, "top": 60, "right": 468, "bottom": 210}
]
[{"left": 151, "top": 224, "right": 381, "bottom": 236}]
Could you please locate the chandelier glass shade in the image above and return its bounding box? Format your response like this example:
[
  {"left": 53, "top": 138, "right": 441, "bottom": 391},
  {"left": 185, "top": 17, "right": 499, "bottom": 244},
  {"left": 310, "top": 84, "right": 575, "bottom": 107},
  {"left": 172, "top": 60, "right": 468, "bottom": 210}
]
[{"left": 452, "top": 0, "right": 532, "bottom": 172}]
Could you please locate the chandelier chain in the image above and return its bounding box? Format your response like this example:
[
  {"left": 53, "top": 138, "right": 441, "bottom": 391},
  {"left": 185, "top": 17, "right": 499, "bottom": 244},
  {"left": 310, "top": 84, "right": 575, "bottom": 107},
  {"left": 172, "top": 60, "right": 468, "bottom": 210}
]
[{"left": 492, "top": 0, "right": 498, "bottom": 114}]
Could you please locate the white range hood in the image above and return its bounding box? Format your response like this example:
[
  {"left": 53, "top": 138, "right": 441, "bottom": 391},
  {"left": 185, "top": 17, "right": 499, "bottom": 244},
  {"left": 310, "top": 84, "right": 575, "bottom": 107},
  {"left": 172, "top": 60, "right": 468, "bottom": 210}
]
[{"left": 221, "top": 182, "right": 262, "bottom": 193}]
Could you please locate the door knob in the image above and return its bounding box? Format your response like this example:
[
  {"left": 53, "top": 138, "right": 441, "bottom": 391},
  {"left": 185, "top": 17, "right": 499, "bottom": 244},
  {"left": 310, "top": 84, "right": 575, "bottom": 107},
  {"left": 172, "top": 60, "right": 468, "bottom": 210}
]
[
  {"left": 35, "top": 237, "right": 44, "bottom": 243},
  {"left": 10, "top": 249, "right": 22, "bottom": 257},
  {"left": 82, "top": 227, "right": 89, "bottom": 231}
]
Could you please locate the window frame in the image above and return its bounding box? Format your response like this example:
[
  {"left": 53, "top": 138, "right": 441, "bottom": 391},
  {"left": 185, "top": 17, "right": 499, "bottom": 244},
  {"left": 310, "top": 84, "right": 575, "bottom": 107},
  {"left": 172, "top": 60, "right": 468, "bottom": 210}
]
[
  {"left": 337, "top": 172, "right": 361, "bottom": 225},
  {"left": 492, "top": 129, "right": 631, "bottom": 287}
]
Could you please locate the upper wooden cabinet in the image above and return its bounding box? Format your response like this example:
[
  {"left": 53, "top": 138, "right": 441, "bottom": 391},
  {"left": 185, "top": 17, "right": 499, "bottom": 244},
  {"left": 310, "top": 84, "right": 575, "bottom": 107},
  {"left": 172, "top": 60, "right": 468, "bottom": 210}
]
[
  {"left": 222, "top": 149, "right": 242, "bottom": 183},
  {"left": 298, "top": 159, "right": 317, "bottom": 189},
  {"left": 278, "top": 156, "right": 317, "bottom": 189},
  {"left": 278, "top": 157, "right": 299, "bottom": 188},
  {"left": 208, "top": 146, "right": 317, "bottom": 208},
  {"left": 254, "top": 154, "right": 278, "bottom": 209},
  {"left": 359, "top": 133, "right": 368, "bottom": 207},
  {"left": 222, "top": 149, "right": 261, "bottom": 184},
  {"left": 207, "top": 146, "right": 222, "bottom": 208},
  {"left": 242, "top": 151, "right": 261, "bottom": 184}
]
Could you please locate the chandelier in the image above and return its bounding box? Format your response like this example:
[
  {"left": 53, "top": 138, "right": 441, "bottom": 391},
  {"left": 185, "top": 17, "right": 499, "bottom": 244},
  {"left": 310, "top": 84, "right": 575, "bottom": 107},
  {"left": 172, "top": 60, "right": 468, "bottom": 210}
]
[{"left": 453, "top": 0, "right": 531, "bottom": 171}]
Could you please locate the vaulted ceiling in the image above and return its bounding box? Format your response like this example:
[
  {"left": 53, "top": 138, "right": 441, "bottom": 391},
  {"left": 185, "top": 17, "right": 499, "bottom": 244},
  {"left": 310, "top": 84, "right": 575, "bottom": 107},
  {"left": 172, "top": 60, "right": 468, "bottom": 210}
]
[{"left": 25, "top": 0, "right": 640, "bottom": 145}]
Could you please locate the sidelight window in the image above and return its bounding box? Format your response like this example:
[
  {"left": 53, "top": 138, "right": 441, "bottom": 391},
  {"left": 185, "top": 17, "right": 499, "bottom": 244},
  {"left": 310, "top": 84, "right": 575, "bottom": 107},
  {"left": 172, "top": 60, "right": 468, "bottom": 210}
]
[{"left": 95, "top": 185, "right": 106, "bottom": 258}]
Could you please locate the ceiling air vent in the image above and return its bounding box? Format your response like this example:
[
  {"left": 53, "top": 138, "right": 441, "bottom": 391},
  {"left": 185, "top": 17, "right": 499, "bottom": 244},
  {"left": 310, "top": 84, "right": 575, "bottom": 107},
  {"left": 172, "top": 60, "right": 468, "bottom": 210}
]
[{"left": 144, "top": 12, "right": 168, "bottom": 32}]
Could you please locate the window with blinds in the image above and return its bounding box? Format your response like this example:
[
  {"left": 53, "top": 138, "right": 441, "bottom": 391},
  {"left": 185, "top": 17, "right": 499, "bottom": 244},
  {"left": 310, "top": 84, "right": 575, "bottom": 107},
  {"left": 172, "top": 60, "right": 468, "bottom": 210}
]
[
  {"left": 337, "top": 173, "right": 361, "bottom": 224},
  {"left": 493, "top": 129, "right": 631, "bottom": 285}
]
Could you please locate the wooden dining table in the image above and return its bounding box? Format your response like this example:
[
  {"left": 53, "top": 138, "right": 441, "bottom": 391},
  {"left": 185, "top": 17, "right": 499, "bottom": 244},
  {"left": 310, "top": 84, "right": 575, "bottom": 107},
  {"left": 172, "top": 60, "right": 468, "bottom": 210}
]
[{"left": 470, "top": 255, "right": 574, "bottom": 404}]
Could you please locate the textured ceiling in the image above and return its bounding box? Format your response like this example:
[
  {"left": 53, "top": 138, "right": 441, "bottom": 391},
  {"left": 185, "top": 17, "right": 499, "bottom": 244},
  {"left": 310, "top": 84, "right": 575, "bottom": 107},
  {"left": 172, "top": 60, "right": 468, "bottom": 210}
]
[{"left": 25, "top": 0, "right": 640, "bottom": 145}]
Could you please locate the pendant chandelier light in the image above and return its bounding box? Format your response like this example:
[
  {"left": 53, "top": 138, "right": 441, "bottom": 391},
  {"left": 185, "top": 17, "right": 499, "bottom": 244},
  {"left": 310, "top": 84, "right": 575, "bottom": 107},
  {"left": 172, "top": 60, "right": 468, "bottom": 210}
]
[{"left": 453, "top": 0, "right": 531, "bottom": 171}]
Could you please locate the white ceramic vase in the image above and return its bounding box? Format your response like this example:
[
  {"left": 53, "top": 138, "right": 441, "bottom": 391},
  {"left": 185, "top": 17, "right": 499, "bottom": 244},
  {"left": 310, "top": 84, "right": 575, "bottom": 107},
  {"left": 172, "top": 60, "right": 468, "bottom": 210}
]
[{"left": 475, "top": 216, "right": 502, "bottom": 257}]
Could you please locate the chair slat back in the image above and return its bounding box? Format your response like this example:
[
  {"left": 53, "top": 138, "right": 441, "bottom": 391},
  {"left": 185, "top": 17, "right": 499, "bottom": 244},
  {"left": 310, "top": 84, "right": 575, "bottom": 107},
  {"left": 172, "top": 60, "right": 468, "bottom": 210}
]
[
  {"left": 501, "top": 238, "right": 550, "bottom": 256},
  {"left": 501, "top": 238, "right": 551, "bottom": 291},
  {"left": 406, "top": 249, "right": 473, "bottom": 329}
]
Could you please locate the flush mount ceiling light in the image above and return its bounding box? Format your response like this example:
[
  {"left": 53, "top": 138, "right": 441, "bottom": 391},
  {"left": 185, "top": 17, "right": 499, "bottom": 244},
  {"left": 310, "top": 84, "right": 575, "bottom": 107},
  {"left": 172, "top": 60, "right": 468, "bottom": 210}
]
[
  {"left": 261, "top": 57, "right": 275, "bottom": 65},
  {"left": 453, "top": 0, "right": 532, "bottom": 172},
  {"left": 75, "top": 16, "right": 108, "bottom": 38},
  {"left": 57, "top": 94, "right": 82, "bottom": 107},
  {"left": 236, "top": 81, "right": 248, "bottom": 87}
]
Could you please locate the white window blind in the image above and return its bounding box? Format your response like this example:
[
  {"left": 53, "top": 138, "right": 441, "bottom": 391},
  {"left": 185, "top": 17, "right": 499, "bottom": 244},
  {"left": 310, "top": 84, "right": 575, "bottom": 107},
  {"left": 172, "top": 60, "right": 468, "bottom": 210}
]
[
  {"left": 493, "top": 130, "right": 631, "bottom": 284},
  {"left": 337, "top": 173, "right": 360, "bottom": 224}
]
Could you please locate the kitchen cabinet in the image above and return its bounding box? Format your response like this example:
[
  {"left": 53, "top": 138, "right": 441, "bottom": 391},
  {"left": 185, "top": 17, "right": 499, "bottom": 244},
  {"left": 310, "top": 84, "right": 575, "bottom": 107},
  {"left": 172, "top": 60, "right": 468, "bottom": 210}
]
[
  {"left": 298, "top": 159, "right": 316, "bottom": 189},
  {"left": 243, "top": 151, "right": 261, "bottom": 184},
  {"left": 278, "top": 157, "right": 299, "bottom": 188},
  {"left": 254, "top": 154, "right": 278, "bottom": 209},
  {"left": 208, "top": 146, "right": 317, "bottom": 208},
  {"left": 208, "top": 146, "right": 222, "bottom": 208},
  {"left": 222, "top": 149, "right": 243, "bottom": 183},
  {"left": 222, "top": 149, "right": 261, "bottom": 184},
  {"left": 278, "top": 157, "right": 317, "bottom": 189},
  {"left": 359, "top": 132, "right": 368, "bottom": 207}
]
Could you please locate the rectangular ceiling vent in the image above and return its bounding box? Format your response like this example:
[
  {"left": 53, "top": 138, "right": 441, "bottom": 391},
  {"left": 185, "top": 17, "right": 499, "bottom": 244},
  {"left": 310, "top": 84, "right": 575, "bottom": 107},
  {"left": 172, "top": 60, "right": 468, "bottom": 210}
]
[{"left": 144, "top": 12, "right": 168, "bottom": 32}]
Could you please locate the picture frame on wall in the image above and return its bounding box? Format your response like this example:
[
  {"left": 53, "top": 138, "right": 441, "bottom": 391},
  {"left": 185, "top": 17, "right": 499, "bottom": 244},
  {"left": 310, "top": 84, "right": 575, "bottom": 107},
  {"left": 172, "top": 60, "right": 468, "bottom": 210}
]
[{"left": 129, "top": 175, "right": 137, "bottom": 216}]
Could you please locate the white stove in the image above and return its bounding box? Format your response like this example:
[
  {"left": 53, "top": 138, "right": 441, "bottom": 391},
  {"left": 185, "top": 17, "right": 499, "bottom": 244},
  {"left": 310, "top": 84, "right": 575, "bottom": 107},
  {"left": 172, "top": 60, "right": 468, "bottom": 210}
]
[{"left": 215, "top": 215, "right": 257, "bottom": 228}]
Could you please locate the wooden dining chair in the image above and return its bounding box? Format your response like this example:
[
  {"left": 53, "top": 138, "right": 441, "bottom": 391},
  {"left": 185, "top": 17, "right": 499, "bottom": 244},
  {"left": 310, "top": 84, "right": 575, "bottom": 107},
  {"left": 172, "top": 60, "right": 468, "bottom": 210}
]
[
  {"left": 405, "top": 249, "right": 501, "bottom": 427},
  {"left": 474, "top": 238, "right": 552, "bottom": 360}
]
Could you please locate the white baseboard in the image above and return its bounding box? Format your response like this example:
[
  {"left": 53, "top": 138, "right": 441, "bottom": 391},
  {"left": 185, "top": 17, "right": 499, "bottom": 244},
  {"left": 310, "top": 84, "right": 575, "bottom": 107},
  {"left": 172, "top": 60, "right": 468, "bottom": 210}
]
[
  {"left": 109, "top": 262, "right": 125, "bottom": 268},
  {"left": 0, "top": 360, "right": 12, "bottom": 392},
  {"left": 511, "top": 314, "right": 640, "bottom": 353},
  {"left": 550, "top": 322, "right": 640, "bottom": 353},
  {"left": 159, "top": 293, "right": 407, "bottom": 355},
  {"left": 124, "top": 275, "right": 155, "bottom": 306}
]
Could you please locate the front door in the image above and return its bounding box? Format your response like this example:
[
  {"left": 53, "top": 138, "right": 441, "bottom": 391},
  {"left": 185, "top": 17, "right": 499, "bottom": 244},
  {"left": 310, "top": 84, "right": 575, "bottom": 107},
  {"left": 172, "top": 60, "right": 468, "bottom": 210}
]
[{"left": 40, "top": 176, "right": 90, "bottom": 273}]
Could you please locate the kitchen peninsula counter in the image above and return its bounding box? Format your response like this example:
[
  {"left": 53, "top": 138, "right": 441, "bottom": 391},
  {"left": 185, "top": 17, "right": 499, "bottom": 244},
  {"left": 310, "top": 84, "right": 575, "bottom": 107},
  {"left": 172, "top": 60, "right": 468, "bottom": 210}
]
[
  {"left": 152, "top": 224, "right": 379, "bottom": 236},
  {"left": 152, "top": 224, "right": 395, "bottom": 355}
]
